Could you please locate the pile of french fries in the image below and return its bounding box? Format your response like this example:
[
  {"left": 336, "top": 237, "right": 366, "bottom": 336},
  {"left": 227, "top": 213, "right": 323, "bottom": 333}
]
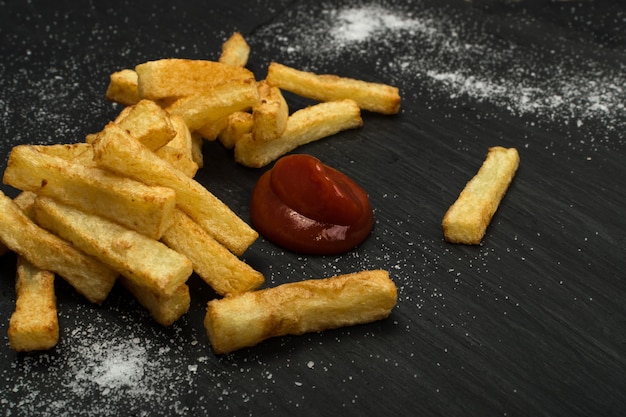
[{"left": 1, "top": 32, "right": 401, "bottom": 353}]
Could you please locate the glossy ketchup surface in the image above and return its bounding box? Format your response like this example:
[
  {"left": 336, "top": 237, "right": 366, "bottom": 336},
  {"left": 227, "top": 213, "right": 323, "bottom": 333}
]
[{"left": 250, "top": 154, "right": 374, "bottom": 255}]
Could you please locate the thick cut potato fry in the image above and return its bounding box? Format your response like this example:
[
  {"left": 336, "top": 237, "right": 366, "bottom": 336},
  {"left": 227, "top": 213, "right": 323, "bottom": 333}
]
[
  {"left": 195, "top": 116, "right": 229, "bottom": 141},
  {"left": 234, "top": 99, "right": 362, "bottom": 168},
  {"left": 92, "top": 123, "right": 258, "bottom": 256},
  {"left": 0, "top": 191, "right": 117, "bottom": 304},
  {"left": 3, "top": 145, "right": 177, "bottom": 240},
  {"left": 162, "top": 209, "right": 264, "bottom": 296},
  {"left": 165, "top": 78, "right": 260, "bottom": 131},
  {"left": 112, "top": 99, "right": 176, "bottom": 151},
  {"left": 155, "top": 114, "right": 199, "bottom": 177},
  {"left": 136, "top": 58, "right": 255, "bottom": 100},
  {"left": 33, "top": 196, "right": 192, "bottom": 297},
  {"left": 204, "top": 269, "right": 397, "bottom": 354},
  {"left": 252, "top": 80, "right": 289, "bottom": 143},
  {"left": 217, "top": 111, "right": 253, "bottom": 149},
  {"left": 218, "top": 32, "right": 250, "bottom": 68},
  {"left": 8, "top": 257, "right": 59, "bottom": 352},
  {"left": 266, "top": 62, "right": 401, "bottom": 115},
  {"left": 191, "top": 132, "right": 204, "bottom": 168},
  {"left": 120, "top": 277, "right": 190, "bottom": 326},
  {"left": 442, "top": 146, "right": 520, "bottom": 244},
  {"left": 105, "top": 69, "right": 140, "bottom": 106}
]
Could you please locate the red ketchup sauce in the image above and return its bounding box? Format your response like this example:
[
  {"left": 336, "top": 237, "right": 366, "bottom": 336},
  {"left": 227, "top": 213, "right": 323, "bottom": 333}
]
[{"left": 250, "top": 154, "right": 374, "bottom": 255}]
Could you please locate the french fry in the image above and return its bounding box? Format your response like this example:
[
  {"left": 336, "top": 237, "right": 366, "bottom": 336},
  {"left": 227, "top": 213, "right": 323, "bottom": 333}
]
[
  {"left": 161, "top": 209, "right": 264, "bottom": 296},
  {"left": 218, "top": 32, "right": 250, "bottom": 68},
  {"left": 204, "top": 269, "right": 397, "bottom": 354},
  {"left": 266, "top": 62, "right": 401, "bottom": 115},
  {"left": 105, "top": 68, "right": 140, "bottom": 106},
  {"left": 165, "top": 78, "right": 260, "bottom": 131},
  {"left": 120, "top": 277, "right": 190, "bottom": 326},
  {"left": 33, "top": 196, "right": 193, "bottom": 297},
  {"left": 234, "top": 99, "right": 362, "bottom": 168},
  {"left": 154, "top": 114, "right": 199, "bottom": 177},
  {"left": 135, "top": 58, "right": 255, "bottom": 100},
  {"left": 8, "top": 257, "right": 59, "bottom": 352},
  {"left": 0, "top": 190, "right": 117, "bottom": 304},
  {"left": 111, "top": 99, "right": 176, "bottom": 151},
  {"left": 217, "top": 111, "right": 253, "bottom": 149},
  {"left": 92, "top": 123, "right": 258, "bottom": 256},
  {"left": 442, "top": 146, "right": 520, "bottom": 244},
  {"left": 195, "top": 116, "right": 229, "bottom": 141},
  {"left": 252, "top": 80, "right": 289, "bottom": 143},
  {"left": 3, "top": 145, "right": 177, "bottom": 240}
]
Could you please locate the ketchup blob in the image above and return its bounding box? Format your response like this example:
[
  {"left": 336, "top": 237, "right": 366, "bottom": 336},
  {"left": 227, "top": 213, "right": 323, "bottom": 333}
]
[{"left": 250, "top": 154, "right": 374, "bottom": 255}]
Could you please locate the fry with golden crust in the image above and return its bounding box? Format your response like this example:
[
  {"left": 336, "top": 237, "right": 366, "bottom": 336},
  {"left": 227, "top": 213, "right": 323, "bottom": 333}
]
[
  {"left": 162, "top": 209, "right": 264, "bottom": 296},
  {"left": 266, "top": 62, "right": 401, "bottom": 115},
  {"left": 112, "top": 99, "right": 176, "bottom": 151},
  {"left": 252, "top": 80, "right": 289, "bottom": 143},
  {"left": 165, "top": 78, "right": 259, "bottom": 132},
  {"left": 120, "top": 277, "right": 190, "bottom": 326},
  {"left": 218, "top": 32, "right": 250, "bottom": 68},
  {"left": 3, "top": 144, "right": 177, "bottom": 240},
  {"left": 92, "top": 123, "right": 258, "bottom": 256},
  {"left": 105, "top": 69, "right": 140, "bottom": 106},
  {"left": 154, "top": 114, "right": 199, "bottom": 177},
  {"left": 204, "top": 269, "right": 397, "bottom": 354},
  {"left": 135, "top": 58, "right": 255, "bottom": 100},
  {"left": 33, "top": 196, "right": 192, "bottom": 297},
  {"left": 8, "top": 257, "right": 59, "bottom": 352},
  {"left": 442, "top": 146, "right": 520, "bottom": 244},
  {"left": 234, "top": 99, "right": 362, "bottom": 168},
  {"left": 217, "top": 111, "right": 253, "bottom": 149},
  {"left": 0, "top": 190, "right": 117, "bottom": 304}
]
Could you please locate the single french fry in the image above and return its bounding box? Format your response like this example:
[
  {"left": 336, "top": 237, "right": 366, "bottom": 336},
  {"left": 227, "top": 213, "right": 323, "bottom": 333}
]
[
  {"left": 8, "top": 257, "right": 59, "bottom": 352},
  {"left": 204, "top": 269, "right": 397, "bottom": 354},
  {"left": 165, "top": 78, "right": 259, "bottom": 131},
  {"left": 33, "top": 196, "right": 192, "bottom": 297},
  {"left": 120, "top": 277, "right": 190, "bottom": 326},
  {"left": 217, "top": 111, "right": 253, "bottom": 149},
  {"left": 135, "top": 58, "right": 255, "bottom": 100},
  {"left": 3, "top": 145, "right": 177, "bottom": 240},
  {"left": 252, "top": 80, "right": 289, "bottom": 143},
  {"left": 105, "top": 69, "right": 140, "bottom": 106},
  {"left": 266, "top": 62, "right": 401, "bottom": 115},
  {"left": 92, "top": 123, "right": 258, "bottom": 256},
  {"left": 0, "top": 190, "right": 117, "bottom": 304},
  {"left": 112, "top": 99, "right": 176, "bottom": 151},
  {"left": 234, "top": 99, "right": 362, "bottom": 168},
  {"left": 155, "top": 114, "right": 199, "bottom": 177},
  {"left": 218, "top": 32, "right": 250, "bottom": 68},
  {"left": 442, "top": 146, "right": 520, "bottom": 244},
  {"left": 162, "top": 209, "right": 264, "bottom": 296}
]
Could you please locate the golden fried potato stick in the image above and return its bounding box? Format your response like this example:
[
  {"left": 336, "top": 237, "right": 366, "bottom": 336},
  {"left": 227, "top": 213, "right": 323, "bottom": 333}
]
[
  {"left": 217, "top": 111, "right": 253, "bottom": 149},
  {"left": 8, "top": 257, "right": 59, "bottom": 352},
  {"left": 112, "top": 99, "right": 176, "bottom": 151},
  {"left": 442, "top": 146, "right": 520, "bottom": 244},
  {"left": 0, "top": 190, "right": 117, "bottom": 304},
  {"left": 204, "top": 269, "right": 397, "bottom": 354},
  {"left": 252, "top": 80, "right": 289, "bottom": 143},
  {"left": 3, "top": 145, "right": 177, "bottom": 240},
  {"left": 195, "top": 116, "right": 230, "bottom": 141},
  {"left": 105, "top": 68, "right": 140, "bottom": 106},
  {"left": 154, "top": 114, "right": 199, "bottom": 178},
  {"left": 92, "top": 123, "right": 258, "bottom": 256},
  {"left": 33, "top": 196, "right": 192, "bottom": 297},
  {"left": 266, "top": 62, "right": 401, "bottom": 115},
  {"left": 165, "top": 78, "right": 260, "bottom": 132},
  {"left": 120, "top": 277, "right": 190, "bottom": 326},
  {"left": 218, "top": 32, "right": 251, "bottom": 68},
  {"left": 161, "top": 209, "right": 264, "bottom": 296},
  {"left": 190, "top": 132, "right": 204, "bottom": 168},
  {"left": 136, "top": 58, "right": 255, "bottom": 100},
  {"left": 234, "top": 99, "right": 362, "bottom": 168}
]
